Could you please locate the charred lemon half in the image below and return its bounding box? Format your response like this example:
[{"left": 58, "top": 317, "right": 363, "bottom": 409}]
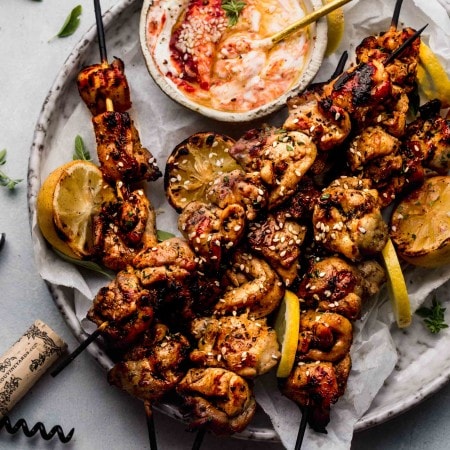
[{"left": 164, "top": 132, "right": 241, "bottom": 211}]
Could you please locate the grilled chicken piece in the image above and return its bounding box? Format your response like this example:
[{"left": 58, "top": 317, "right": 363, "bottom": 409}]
[
  {"left": 355, "top": 26, "right": 420, "bottom": 94},
  {"left": 178, "top": 200, "right": 246, "bottom": 269},
  {"left": 87, "top": 265, "right": 156, "bottom": 347},
  {"left": 176, "top": 367, "right": 257, "bottom": 435},
  {"left": 347, "top": 126, "right": 401, "bottom": 172},
  {"left": 93, "top": 187, "right": 158, "bottom": 271},
  {"left": 296, "top": 310, "right": 352, "bottom": 362},
  {"left": 214, "top": 249, "right": 284, "bottom": 318},
  {"left": 403, "top": 99, "right": 450, "bottom": 175},
  {"left": 312, "top": 177, "right": 388, "bottom": 261},
  {"left": 324, "top": 59, "right": 391, "bottom": 128},
  {"left": 76, "top": 58, "right": 132, "bottom": 116},
  {"left": 230, "top": 127, "right": 317, "bottom": 208},
  {"left": 108, "top": 323, "right": 190, "bottom": 402},
  {"left": 284, "top": 88, "right": 352, "bottom": 152},
  {"left": 206, "top": 169, "right": 268, "bottom": 221},
  {"left": 247, "top": 212, "right": 307, "bottom": 286},
  {"left": 189, "top": 314, "right": 280, "bottom": 378},
  {"left": 282, "top": 354, "right": 351, "bottom": 432},
  {"left": 133, "top": 237, "right": 198, "bottom": 286},
  {"left": 296, "top": 256, "right": 364, "bottom": 320},
  {"left": 93, "top": 111, "right": 161, "bottom": 184}
]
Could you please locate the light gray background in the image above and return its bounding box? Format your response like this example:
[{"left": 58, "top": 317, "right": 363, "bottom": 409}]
[{"left": 0, "top": 1, "right": 449, "bottom": 448}]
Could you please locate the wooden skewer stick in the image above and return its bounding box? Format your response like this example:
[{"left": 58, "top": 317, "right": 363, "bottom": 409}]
[
  {"left": 51, "top": 321, "right": 109, "bottom": 377},
  {"left": 144, "top": 401, "right": 158, "bottom": 450}
]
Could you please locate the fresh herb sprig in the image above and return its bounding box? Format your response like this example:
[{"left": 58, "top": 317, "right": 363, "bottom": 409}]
[
  {"left": 0, "top": 149, "right": 22, "bottom": 190},
  {"left": 56, "top": 5, "right": 82, "bottom": 38},
  {"left": 416, "top": 297, "right": 449, "bottom": 334},
  {"left": 221, "top": 0, "right": 246, "bottom": 27},
  {"left": 73, "top": 135, "right": 91, "bottom": 161}
]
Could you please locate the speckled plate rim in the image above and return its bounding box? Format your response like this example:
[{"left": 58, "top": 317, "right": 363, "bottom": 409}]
[
  {"left": 139, "top": 0, "right": 328, "bottom": 123},
  {"left": 26, "top": 0, "right": 450, "bottom": 441}
]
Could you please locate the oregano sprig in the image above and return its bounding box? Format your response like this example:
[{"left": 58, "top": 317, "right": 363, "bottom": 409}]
[
  {"left": 221, "top": 0, "right": 246, "bottom": 26},
  {"left": 0, "top": 149, "right": 22, "bottom": 190},
  {"left": 416, "top": 297, "right": 449, "bottom": 334}
]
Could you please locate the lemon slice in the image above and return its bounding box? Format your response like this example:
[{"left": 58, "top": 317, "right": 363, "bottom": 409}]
[
  {"left": 324, "top": 0, "right": 345, "bottom": 56},
  {"left": 417, "top": 41, "right": 450, "bottom": 107},
  {"left": 274, "top": 290, "right": 300, "bottom": 378},
  {"left": 37, "top": 160, "right": 116, "bottom": 259},
  {"left": 164, "top": 132, "right": 241, "bottom": 211},
  {"left": 381, "top": 237, "right": 411, "bottom": 328},
  {"left": 390, "top": 176, "right": 450, "bottom": 268}
]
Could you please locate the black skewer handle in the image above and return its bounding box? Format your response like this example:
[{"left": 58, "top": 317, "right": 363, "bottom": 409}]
[
  {"left": 51, "top": 324, "right": 106, "bottom": 377},
  {"left": 191, "top": 428, "right": 206, "bottom": 450},
  {"left": 384, "top": 24, "right": 428, "bottom": 65},
  {"left": 295, "top": 406, "right": 309, "bottom": 450},
  {"left": 93, "top": 0, "right": 108, "bottom": 64}
]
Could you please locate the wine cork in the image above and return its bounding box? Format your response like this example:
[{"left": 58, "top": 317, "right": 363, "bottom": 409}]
[{"left": 0, "top": 320, "right": 67, "bottom": 417}]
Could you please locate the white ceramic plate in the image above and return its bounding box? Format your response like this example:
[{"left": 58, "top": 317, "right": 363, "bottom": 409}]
[{"left": 28, "top": 0, "right": 450, "bottom": 442}]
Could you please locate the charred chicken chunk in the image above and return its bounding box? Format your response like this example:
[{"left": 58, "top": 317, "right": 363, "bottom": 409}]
[
  {"left": 282, "top": 355, "right": 351, "bottom": 432},
  {"left": 284, "top": 88, "right": 351, "bottom": 152},
  {"left": 347, "top": 126, "right": 401, "bottom": 172},
  {"left": 76, "top": 58, "right": 132, "bottom": 116},
  {"left": 189, "top": 314, "right": 280, "bottom": 378},
  {"left": 133, "top": 237, "right": 198, "bottom": 286},
  {"left": 312, "top": 177, "right": 388, "bottom": 261},
  {"left": 230, "top": 127, "right": 317, "bottom": 208},
  {"left": 93, "top": 187, "right": 158, "bottom": 271},
  {"left": 205, "top": 169, "right": 268, "bottom": 221},
  {"left": 403, "top": 99, "right": 450, "bottom": 175},
  {"left": 108, "top": 323, "right": 190, "bottom": 402},
  {"left": 93, "top": 111, "right": 161, "bottom": 184},
  {"left": 87, "top": 265, "right": 156, "bottom": 347},
  {"left": 176, "top": 367, "right": 257, "bottom": 435},
  {"left": 178, "top": 200, "right": 246, "bottom": 268},
  {"left": 247, "top": 213, "right": 307, "bottom": 286},
  {"left": 214, "top": 249, "right": 284, "bottom": 318},
  {"left": 296, "top": 310, "right": 353, "bottom": 363},
  {"left": 296, "top": 256, "right": 365, "bottom": 320},
  {"left": 324, "top": 60, "right": 391, "bottom": 128}
]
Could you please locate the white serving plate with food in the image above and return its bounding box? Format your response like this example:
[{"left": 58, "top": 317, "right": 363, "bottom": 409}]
[{"left": 27, "top": 0, "right": 450, "bottom": 444}]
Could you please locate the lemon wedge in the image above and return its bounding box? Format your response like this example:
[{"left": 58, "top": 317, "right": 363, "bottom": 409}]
[
  {"left": 274, "top": 290, "right": 300, "bottom": 378},
  {"left": 37, "top": 160, "right": 116, "bottom": 259},
  {"left": 324, "top": 0, "right": 345, "bottom": 56},
  {"left": 390, "top": 176, "right": 450, "bottom": 268},
  {"left": 417, "top": 41, "right": 450, "bottom": 107},
  {"left": 381, "top": 237, "right": 411, "bottom": 328}
]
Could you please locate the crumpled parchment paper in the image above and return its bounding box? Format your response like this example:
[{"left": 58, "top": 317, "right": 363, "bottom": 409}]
[{"left": 31, "top": 0, "right": 450, "bottom": 448}]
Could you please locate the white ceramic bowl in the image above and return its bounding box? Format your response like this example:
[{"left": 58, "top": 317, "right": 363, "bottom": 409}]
[{"left": 139, "top": 0, "right": 327, "bottom": 122}]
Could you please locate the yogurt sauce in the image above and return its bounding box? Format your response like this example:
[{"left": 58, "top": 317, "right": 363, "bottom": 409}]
[{"left": 145, "top": 0, "right": 311, "bottom": 113}]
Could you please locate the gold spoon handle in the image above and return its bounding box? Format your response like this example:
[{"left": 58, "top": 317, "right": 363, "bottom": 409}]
[{"left": 270, "top": 0, "right": 352, "bottom": 45}]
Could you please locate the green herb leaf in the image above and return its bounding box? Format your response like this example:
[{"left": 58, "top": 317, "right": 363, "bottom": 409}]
[
  {"left": 53, "top": 248, "right": 115, "bottom": 280},
  {"left": 0, "top": 149, "right": 22, "bottom": 190},
  {"left": 221, "top": 0, "right": 246, "bottom": 26},
  {"left": 416, "top": 297, "right": 449, "bottom": 334},
  {"left": 157, "top": 229, "right": 176, "bottom": 242},
  {"left": 57, "top": 5, "right": 82, "bottom": 38},
  {"left": 73, "top": 135, "right": 91, "bottom": 161}
]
